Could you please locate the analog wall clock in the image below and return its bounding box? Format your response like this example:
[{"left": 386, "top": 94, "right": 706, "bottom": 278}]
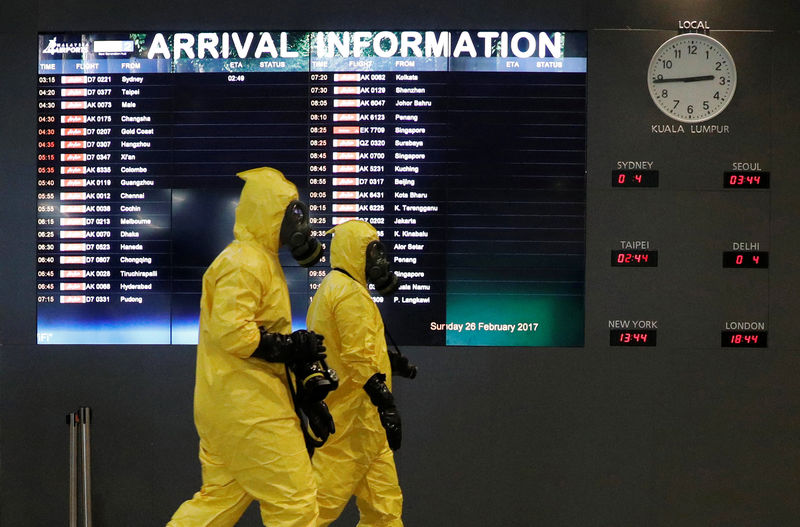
[{"left": 647, "top": 33, "right": 736, "bottom": 123}]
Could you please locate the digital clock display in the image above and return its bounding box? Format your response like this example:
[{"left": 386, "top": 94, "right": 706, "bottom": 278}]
[
  {"left": 611, "top": 170, "right": 659, "bottom": 187},
  {"left": 723, "top": 171, "right": 770, "bottom": 189},
  {"left": 722, "top": 251, "right": 769, "bottom": 268},
  {"left": 721, "top": 331, "right": 767, "bottom": 347},
  {"left": 611, "top": 250, "right": 658, "bottom": 267},
  {"left": 610, "top": 330, "right": 657, "bottom": 346}
]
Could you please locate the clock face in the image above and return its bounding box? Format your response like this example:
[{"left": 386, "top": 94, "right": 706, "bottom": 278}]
[{"left": 647, "top": 33, "right": 737, "bottom": 123}]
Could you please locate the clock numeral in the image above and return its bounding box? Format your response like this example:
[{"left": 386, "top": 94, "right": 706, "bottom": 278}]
[
  {"left": 660, "top": 59, "right": 673, "bottom": 69},
  {"left": 713, "top": 91, "right": 720, "bottom": 100},
  {"left": 674, "top": 49, "right": 682, "bottom": 59},
  {"left": 703, "top": 101, "right": 710, "bottom": 110},
  {"left": 719, "top": 76, "right": 726, "bottom": 85},
  {"left": 672, "top": 100, "right": 680, "bottom": 110},
  {"left": 687, "top": 104, "right": 694, "bottom": 114},
  {"left": 661, "top": 89, "right": 668, "bottom": 98},
  {"left": 687, "top": 44, "right": 697, "bottom": 54},
  {"left": 715, "top": 61, "right": 722, "bottom": 71}
]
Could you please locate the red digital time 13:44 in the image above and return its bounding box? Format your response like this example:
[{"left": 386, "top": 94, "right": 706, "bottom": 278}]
[{"left": 610, "top": 330, "right": 657, "bottom": 346}]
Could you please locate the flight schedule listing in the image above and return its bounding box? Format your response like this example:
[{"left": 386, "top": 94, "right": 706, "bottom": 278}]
[{"left": 36, "top": 30, "right": 587, "bottom": 346}]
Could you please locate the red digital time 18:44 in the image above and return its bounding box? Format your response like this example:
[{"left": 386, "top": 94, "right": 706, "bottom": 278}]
[{"left": 721, "top": 330, "right": 767, "bottom": 347}]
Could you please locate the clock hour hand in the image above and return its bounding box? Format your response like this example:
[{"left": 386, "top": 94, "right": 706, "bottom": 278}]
[{"left": 652, "top": 75, "right": 715, "bottom": 83}]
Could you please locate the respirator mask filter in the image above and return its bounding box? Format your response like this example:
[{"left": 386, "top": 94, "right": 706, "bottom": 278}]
[
  {"left": 365, "top": 240, "right": 399, "bottom": 296},
  {"left": 280, "top": 200, "right": 322, "bottom": 267}
]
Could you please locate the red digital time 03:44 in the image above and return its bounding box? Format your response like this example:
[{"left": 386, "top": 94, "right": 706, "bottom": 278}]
[{"left": 723, "top": 171, "right": 769, "bottom": 189}]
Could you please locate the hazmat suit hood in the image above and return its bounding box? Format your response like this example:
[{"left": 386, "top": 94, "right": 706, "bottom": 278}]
[
  {"left": 234, "top": 167, "right": 298, "bottom": 253},
  {"left": 327, "top": 220, "right": 379, "bottom": 288}
]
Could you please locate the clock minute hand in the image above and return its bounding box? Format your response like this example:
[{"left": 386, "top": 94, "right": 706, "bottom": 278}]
[{"left": 652, "top": 75, "right": 715, "bottom": 83}]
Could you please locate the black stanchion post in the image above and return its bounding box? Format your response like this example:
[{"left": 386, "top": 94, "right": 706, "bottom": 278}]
[
  {"left": 79, "top": 406, "right": 93, "bottom": 527},
  {"left": 68, "top": 412, "right": 79, "bottom": 527}
]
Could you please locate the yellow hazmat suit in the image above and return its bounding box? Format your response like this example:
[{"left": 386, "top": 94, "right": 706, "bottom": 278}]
[
  {"left": 306, "top": 220, "right": 403, "bottom": 526},
  {"left": 168, "top": 167, "right": 318, "bottom": 527}
]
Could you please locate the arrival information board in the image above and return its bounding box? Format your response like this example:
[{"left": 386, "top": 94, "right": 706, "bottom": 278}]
[{"left": 36, "top": 31, "right": 587, "bottom": 346}]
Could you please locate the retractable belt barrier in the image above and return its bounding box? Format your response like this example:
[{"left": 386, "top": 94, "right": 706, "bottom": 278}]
[{"left": 67, "top": 407, "right": 93, "bottom": 527}]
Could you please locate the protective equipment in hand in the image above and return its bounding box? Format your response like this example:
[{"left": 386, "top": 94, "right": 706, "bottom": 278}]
[
  {"left": 292, "top": 356, "right": 339, "bottom": 403},
  {"left": 290, "top": 367, "right": 337, "bottom": 456},
  {"left": 255, "top": 329, "right": 338, "bottom": 403},
  {"left": 280, "top": 199, "right": 322, "bottom": 267},
  {"left": 364, "top": 373, "right": 402, "bottom": 451},
  {"left": 365, "top": 240, "right": 400, "bottom": 296},
  {"left": 388, "top": 347, "right": 417, "bottom": 379}
]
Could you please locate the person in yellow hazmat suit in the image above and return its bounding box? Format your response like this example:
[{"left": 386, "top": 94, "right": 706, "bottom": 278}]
[
  {"left": 306, "top": 219, "right": 417, "bottom": 527},
  {"left": 168, "top": 166, "right": 336, "bottom": 527}
]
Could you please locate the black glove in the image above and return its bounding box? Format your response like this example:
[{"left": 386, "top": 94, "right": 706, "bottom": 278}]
[
  {"left": 300, "top": 399, "right": 335, "bottom": 443},
  {"left": 297, "top": 397, "right": 335, "bottom": 458},
  {"left": 377, "top": 405, "right": 401, "bottom": 451},
  {"left": 364, "top": 373, "right": 402, "bottom": 450},
  {"left": 388, "top": 348, "right": 417, "bottom": 379},
  {"left": 251, "top": 328, "right": 326, "bottom": 364}
]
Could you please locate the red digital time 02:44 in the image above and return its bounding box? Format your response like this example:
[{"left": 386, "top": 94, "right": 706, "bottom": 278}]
[{"left": 611, "top": 250, "right": 658, "bottom": 267}]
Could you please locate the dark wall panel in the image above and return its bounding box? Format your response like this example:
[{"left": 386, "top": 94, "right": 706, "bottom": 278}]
[{"left": 2, "top": 2, "right": 799, "bottom": 526}]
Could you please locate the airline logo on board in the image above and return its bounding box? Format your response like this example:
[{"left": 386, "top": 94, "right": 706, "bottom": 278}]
[{"left": 43, "top": 38, "right": 89, "bottom": 55}]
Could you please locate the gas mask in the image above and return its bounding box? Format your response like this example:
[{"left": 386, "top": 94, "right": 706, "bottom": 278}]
[
  {"left": 280, "top": 200, "right": 322, "bottom": 267},
  {"left": 365, "top": 240, "right": 399, "bottom": 296}
]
